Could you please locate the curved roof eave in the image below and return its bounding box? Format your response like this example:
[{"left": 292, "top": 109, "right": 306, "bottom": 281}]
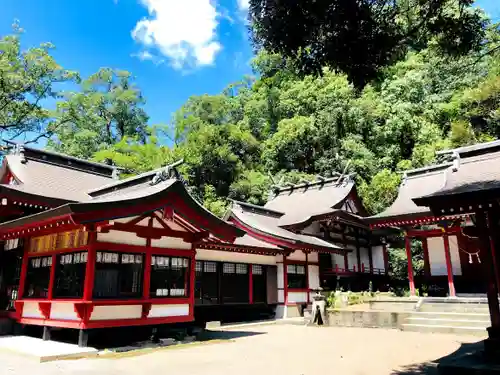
[
  {"left": 0, "top": 179, "right": 245, "bottom": 241},
  {"left": 229, "top": 209, "right": 345, "bottom": 254}
]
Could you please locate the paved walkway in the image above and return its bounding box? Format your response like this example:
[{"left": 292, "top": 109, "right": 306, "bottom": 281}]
[{"left": 0, "top": 325, "right": 480, "bottom": 375}]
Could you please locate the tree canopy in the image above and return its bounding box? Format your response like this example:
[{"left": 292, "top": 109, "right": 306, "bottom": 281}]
[
  {"left": 0, "top": 23, "right": 78, "bottom": 143},
  {"left": 249, "top": 0, "right": 490, "bottom": 88}
]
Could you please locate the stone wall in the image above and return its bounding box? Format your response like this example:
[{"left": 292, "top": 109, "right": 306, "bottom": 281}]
[{"left": 327, "top": 309, "right": 410, "bottom": 329}]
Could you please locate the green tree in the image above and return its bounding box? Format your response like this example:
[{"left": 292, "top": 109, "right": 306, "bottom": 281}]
[
  {"left": 93, "top": 129, "right": 174, "bottom": 176},
  {"left": 0, "top": 24, "right": 78, "bottom": 143},
  {"left": 250, "top": 0, "right": 488, "bottom": 88},
  {"left": 48, "top": 68, "right": 149, "bottom": 159},
  {"left": 359, "top": 168, "right": 403, "bottom": 215}
]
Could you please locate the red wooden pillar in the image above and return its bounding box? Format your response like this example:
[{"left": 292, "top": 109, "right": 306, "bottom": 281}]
[
  {"left": 249, "top": 264, "right": 253, "bottom": 304},
  {"left": 442, "top": 232, "right": 456, "bottom": 297},
  {"left": 83, "top": 228, "right": 97, "bottom": 301},
  {"left": 382, "top": 243, "right": 389, "bottom": 275},
  {"left": 17, "top": 243, "right": 30, "bottom": 300},
  {"left": 283, "top": 255, "right": 288, "bottom": 304},
  {"left": 143, "top": 217, "right": 153, "bottom": 299},
  {"left": 47, "top": 254, "right": 57, "bottom": 299},
  {"left": 405, "top": 236, "right": 416, "bottom": 296},
  {"left": 305, "top": 252, "right": 310, "bottom": 304},
  {"left": 422, "top": 237, "right": 431, "bottom": 277},
  {"left": 189, "top": 249, "right": 196, "bottom": 318}
]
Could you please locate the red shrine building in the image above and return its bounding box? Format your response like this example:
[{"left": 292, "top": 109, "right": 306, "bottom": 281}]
[
  {"left": 226, "top": 174, "right": 389, "bottom": 314},
  {"left": 368, "top": 141, "right": 500, "bottom": 297},
  {"left": 1, "top": 142, "right": 388, "bottom": 344}
]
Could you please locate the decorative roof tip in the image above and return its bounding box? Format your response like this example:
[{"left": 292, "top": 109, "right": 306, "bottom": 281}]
[
  {"left": 17, "top": 145, "right": 27, "bottom": 164},
  {"left": 150, "top": 159, "right": 185, "bottom": 186},
  {"left": 451, "top": 151, "right": 460, "bottom": 172},
  {"left": 270, "top": 173, "right": 354, "bottom": 195}
]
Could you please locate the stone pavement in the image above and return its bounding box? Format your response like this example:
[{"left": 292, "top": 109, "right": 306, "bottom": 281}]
[{"left": 0, "top": 325, "right": 481, "bottom": 375}]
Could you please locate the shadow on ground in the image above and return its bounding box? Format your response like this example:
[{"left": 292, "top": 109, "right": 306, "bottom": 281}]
[
  {"left": 197, "top": 329, "right": 266, "bottom": 341},
  {"left": 391, "top": 341, "right": 485, "bottom": 375}
]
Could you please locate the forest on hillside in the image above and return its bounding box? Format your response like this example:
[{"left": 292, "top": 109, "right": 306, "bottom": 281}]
[{"left": 1, "top": 6, "right": 500, "bottom": 222}]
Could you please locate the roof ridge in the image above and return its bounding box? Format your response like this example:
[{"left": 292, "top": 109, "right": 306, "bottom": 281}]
[
  {"left": 88, "top": 160, "right": 185, "bottom": 197},
  {"left": 87, "top": 168, "right": 161, "bottom": 195},
  {"left": 231, "top": 199, "right": 284, "bottom": 217},
  {"left": 4, "top": 141, "right": 117, "bottom": 172},
  {"left": 400, "top": 162, "right": 452, "bottom": 177},
  {"left": 272, "top": 176, "right": 353, "bottom": 195},
  {"left": 437, "top": 139, "right": 500, "bottom": 158}
]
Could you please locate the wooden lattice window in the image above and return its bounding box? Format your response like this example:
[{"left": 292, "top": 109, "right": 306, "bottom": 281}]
[{"left": 150, "top": 255, "right": 190, "bottom": 298}]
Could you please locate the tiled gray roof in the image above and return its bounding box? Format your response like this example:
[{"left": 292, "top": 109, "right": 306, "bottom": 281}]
[
  {"left": 230, "top": 204, "right": 344, "bottom": 252},
  {"left": 415, "top": 150, "right": 500, "bottom": 199},
  {"left": 368, "top": 164, "right": 450, "bottom": 223},
  {"left": 4, "top": 154, "right": 115, "bottom": 202},
  {"left": 233, "top": 234, "right": 281, "bottom": 250},
  {"left": 264, "top": 179, "right": 355, "bottom": 226}
]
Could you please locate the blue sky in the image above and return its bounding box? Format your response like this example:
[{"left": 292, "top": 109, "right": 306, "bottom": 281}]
[
  {"left": 0, "top": 0, "right": 254, "bottom": 130},
  {"left": 1, "top": 0, "right": 499, "bottom": 135}
]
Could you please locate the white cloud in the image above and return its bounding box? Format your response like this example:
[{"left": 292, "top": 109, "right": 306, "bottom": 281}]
[
  {"left": 237, "top": 0, "right": 249, "bottom": 11},
  {"left": 132, "top": 0, "right": 221, "bottom": 69},
  {"left": 131, "top": 50, "right": 165, "bottom": 65}
]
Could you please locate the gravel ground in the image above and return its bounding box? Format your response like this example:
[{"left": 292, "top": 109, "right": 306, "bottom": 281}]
[{"left": 0, "top": 324, "right": 481, "bottom": 375}]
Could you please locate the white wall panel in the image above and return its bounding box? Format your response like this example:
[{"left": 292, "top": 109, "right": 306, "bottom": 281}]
[
  {"left": 346, "top": 244, "right": 358, "bottom": 270},
  {"left": 308, "top": 265, "right": 320, "bottom": 290},
  {"left": 359, "top": 247, "right": 370, "bottom": 271},
  {"left": 98, "top": 231, "right": 146, "bottom": 246},
  {"left": 371, "top": 245, "right": 385, "bottom": 271},
  {"left": 277, "top": 264, "right": 284, "bottom": 289},
  {"left": 287, "top": 292, "right": 308, "bottom": 303},
  {"left": 448, "top": 235, "right": 462, "bottom": 276},
  {"left": 22, "top": 302, "right": 44, "bottom": 319},
  {"left": 308, "top": 252, "right": 319, "bottom": 263},
  {"left": 196, "top": 249, "right": 276, "bottom": 265},
  {"left": 287, "top": 250, "right": 307, "bottom": 261},
  {"left": 50, "top": 303, "right": 80, "bottom": 320},
  {"left": 428, "top": 236, "right": 462, "bottom": 276},
  {"left": 151, "top": 236, "right": 191, "bottom": 249},
  {"left": 277, "top": 289, "right": 285, "bottom": 303},
  {"left": 90, "top": 305, "right": 142, "bottom": 320},
  {"left": 331, "top": 253, "right": 345, "bottom": 268},
  {"left": 148, "top": 304, "right": 189, "bottom": 318}
]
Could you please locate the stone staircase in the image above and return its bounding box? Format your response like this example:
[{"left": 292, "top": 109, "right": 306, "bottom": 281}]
[{"left": 401, "top": 298, "right": 491, "bottom": 336}]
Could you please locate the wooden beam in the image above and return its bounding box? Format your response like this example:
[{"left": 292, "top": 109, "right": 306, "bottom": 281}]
[
  {"left": 100, "top": 221, "right": 207, "bottom": 242},
  {"left": 101, "top": 223, "right": 192, "bottom": 240},
  {"left": 406, "top": 226, "right": 461, "bottom": 238}
]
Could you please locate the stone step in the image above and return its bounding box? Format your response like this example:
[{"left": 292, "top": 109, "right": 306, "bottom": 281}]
[
  {"left": 419, "top": 303, "right": 490, "bottom": 314},
  {"left": 405, "top": 317, "right": 490, "bottom": 328},
  {"left": 401, "top": 323, "right": 488, "bottom": 336},
  {"left": 408, "top": 311, "right": 491, "bottom": 321}
]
